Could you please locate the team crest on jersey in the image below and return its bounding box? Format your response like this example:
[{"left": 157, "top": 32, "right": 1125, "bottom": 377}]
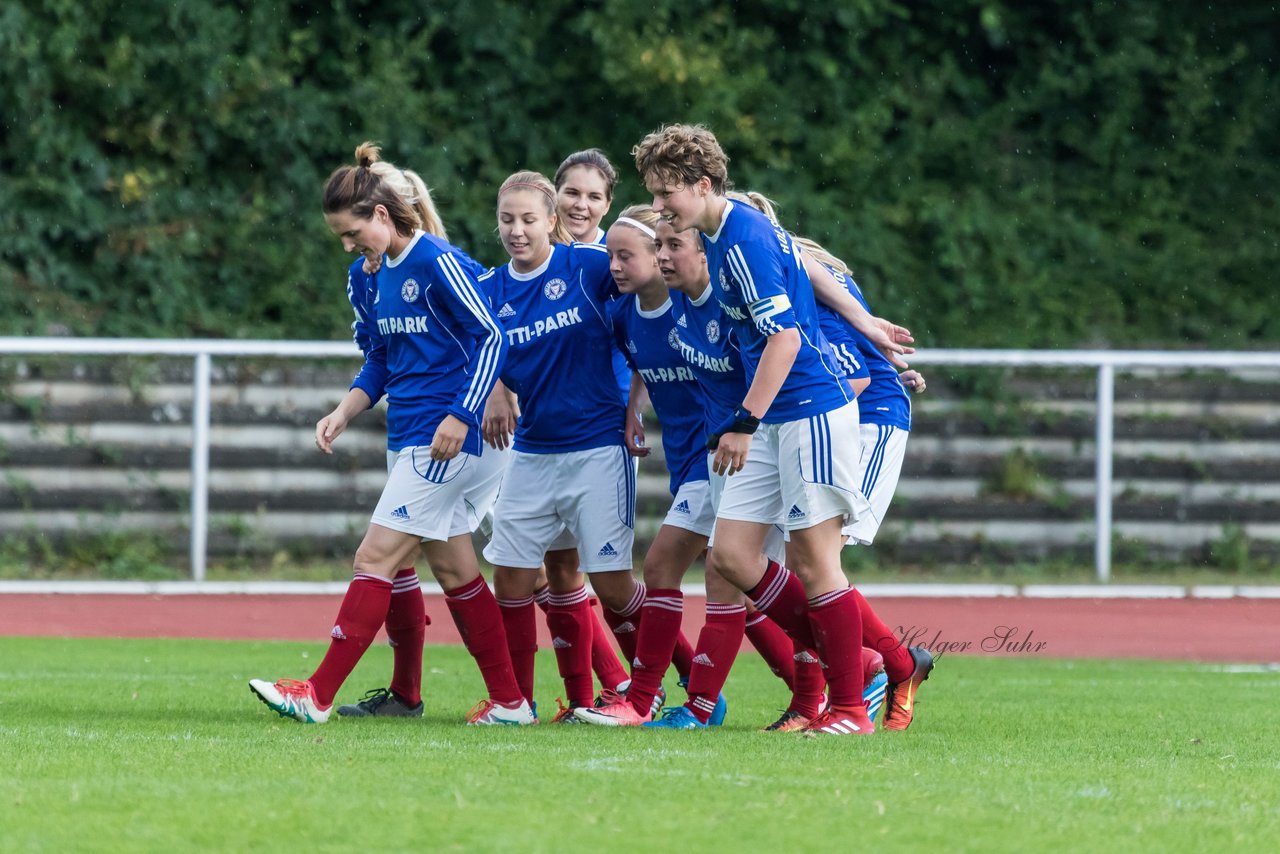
[
  {"left": 706, "top": 319, "right": 721, "bottom": 343},
  {"left": 667, "top": 328, "right": 680, "bottom": 350},
  {"left": 718, "top": 268, "right": 730, "bottom": 291},
  {"left": 544, "top": 277, "right": 568, "bottom": 300},
  {"left": 401, "top": 279, "right": 420, "bottom": 303}
]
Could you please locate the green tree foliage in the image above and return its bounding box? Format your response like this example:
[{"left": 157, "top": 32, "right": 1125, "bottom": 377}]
[{"left": 2, "top": 0, "right": 1276, "bottom": 346}]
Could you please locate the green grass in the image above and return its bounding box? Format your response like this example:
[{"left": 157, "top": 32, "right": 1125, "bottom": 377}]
[{"left": 2, "top": 639, "right": 1278, "bottom": 852}]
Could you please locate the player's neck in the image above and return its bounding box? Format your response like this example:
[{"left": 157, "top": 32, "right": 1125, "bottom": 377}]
[
  {"left": 511, "top": 243, "right": 552, "bottom": 274},
  {"left": 637, "top": 276, "right": 668, "bottom": 311},
  {"left": 697, "top": 195, "right": 728, "bottom": 234}
]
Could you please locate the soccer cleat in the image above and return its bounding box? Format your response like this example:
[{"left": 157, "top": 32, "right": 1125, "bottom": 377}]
[
  {"left": 761, "top": 710, "right": 811, "bottom": 732},
  {"left": 466, "top": 697, "right": 537, "bottom": 726},
  {"left": 707, "top": 693, "right": 728, "bottom": 726},
  {"left": 881, "top": 646, "right": 935, "bottom": 731},
  {"left": 805, "top": 704, "right": 875, "bottom": 736},
  {"left": 603, "top": 682, "right": 667, "bottom": 718},
  {"left": 249, "top": 678, "right": 331, "bottom": 724},
  {"left": 573, "top": 698, "right": 651, "bottom": 726},
  {"left": 337, "top": 687, "right": 424, "bottom": 718},
  {"left": 864, "top": 670, "right": 889, "bottom": 723},
  {"left": 642, "top": 705, "right": 707, "bottom": 729}
]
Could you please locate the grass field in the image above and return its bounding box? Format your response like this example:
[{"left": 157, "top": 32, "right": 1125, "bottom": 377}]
[{"left": 2, "top": 638, "right": 1277, "bottom": 852}]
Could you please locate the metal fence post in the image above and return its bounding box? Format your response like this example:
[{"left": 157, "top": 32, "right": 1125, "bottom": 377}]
[
  {"left": 190, "top": 352, "right": 212, "bottom": 582},
  {"left": 1094, "top": 363, "right": 1115, "bottom": 583}
]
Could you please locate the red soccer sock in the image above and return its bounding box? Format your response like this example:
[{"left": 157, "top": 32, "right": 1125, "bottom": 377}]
[
  {"left": 385, "top": 568, "right": 427, "bottom": 706},
  {"left": 589, "top": 604, "right": 631, "bottom": 693},
  {"left": 807, "top": 587, "right": 866, "bottom": 710},
  {"left": 624, "top": 588, "right": 684, "bottom": 716},
  {"left": 546, "top": 586, "right": 596, "bottom": 707},
  {"left": 685, "top": 603, "right": 746, "bottom": 723},
  {"left": 745, "top": 611, "right": 796, "bottom": 690},
  {"left": 602, "top": 582, "right": 646, "bottom": 664},
  {"left": 445, "top": 576, "right": 523, "bottom": 706},
  {"left": 308, "top": 573, "right": 394, "bottom": 707},
  {"left": 788, "top": 643, "right": 827, "bottom": 719},
  {"left": 852, "top": 589, "right": 915, "bottom": 682},
  {"left": 497, "top": 594, "right": 538, "bottom": 705},
  {"left": 671, "top": 629, "right": 694, "bottom": 683},
  {"left": 533, "top": 584, "right": 551, "bottom": 614},
  {"left": 745, "top": 560, "right": 816, "bottom": 649}
]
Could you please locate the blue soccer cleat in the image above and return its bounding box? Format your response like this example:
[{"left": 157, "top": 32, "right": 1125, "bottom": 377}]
[
  {"left": 863, "top": 670, "right": 889, "bottom": 723},
  {"left": 707, "top": 693, "right": 728, "bottom": 726},
  {"left": 642, "top": 705, "right": 707, "bottom": 729}
]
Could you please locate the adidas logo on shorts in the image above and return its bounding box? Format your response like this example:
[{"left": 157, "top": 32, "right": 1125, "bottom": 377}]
[
  {"left": 692, "top": 653, "right": 714, "bottom": 667},
  {"left": 391, "top": 505, "right": 411, "bottom": 521},
  {"left": 674, "top": 500, "right": 690, "bottom": 514},
  {"left": 597, "top": 542, "right": 618, "bottom": 557},
  {"left": 787, "top": 504, "right": 806, "bottom": 521},
  {"left": 552, "top": 637, "right": 571, "bottom": 649},
  {"left": 497, "top": 303, "right": 516, "bottom": 318}
]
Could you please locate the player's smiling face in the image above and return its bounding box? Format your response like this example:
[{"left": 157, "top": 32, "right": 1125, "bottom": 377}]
[
  {"left": 557, "top": 165, "right": 611, "bottom": 242},
  {"left": 498, "top": 189, "right": 555, "bottom": 272},
  {"left": 606, "top": 223, "right": 660, "bottom": 295},
  {"left": 646, "top": 175, "right": 714, "bottom": 233},
  {"left": 655, "top": 219, "right": 707, "bottom": 295},
  {"left": 325, "top": 208, "right": 393, "bottom": 263}
]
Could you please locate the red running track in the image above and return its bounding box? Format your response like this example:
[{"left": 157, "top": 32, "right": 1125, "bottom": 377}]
[{"left": 1, "top": 594, "right": 1277, "bottom": 662}]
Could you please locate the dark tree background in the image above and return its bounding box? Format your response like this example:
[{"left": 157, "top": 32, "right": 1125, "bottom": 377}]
[{"left": 3, "top": 0, "right": 1276, "bottom": 347}]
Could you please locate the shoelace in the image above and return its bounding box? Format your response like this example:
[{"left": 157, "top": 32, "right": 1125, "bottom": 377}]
[
  {"left": 552, "top": 697, "right": 579, "bottom": 722},
  {"left": 357, "top": 688, "right": 393, "bottom": 710},
  {"left": 275, "top": 678, "right": 312, "bottom": 698},
  {"left": 465, "top": 699, "right": 496, "bottom": 723},
  {"left": 594, "top": 688, "right": 625, "bottom": 708}
]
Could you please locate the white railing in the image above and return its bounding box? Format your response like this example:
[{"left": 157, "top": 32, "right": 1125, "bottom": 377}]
[{"left": 4, "top": 338, "right": 1280, "bottom": 583}]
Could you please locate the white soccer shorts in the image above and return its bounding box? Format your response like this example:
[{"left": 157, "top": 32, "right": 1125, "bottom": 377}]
[
  {"left": 842, "top": 424, "right": 909, "bottom": 546},
  {"left": 483, "top": 445, "right": 635, "bottom": 572},
  {"left": 706, "top": 452, "right": 787, "bottom": 565},
  {"left": 371, "top": 443, "right": 509, "bottom": 542},
  {"left": 661, "top": 478, "right": 714, "bottom": 537},
  {"left": 716, "top": 400, "right": 870, "bottom": 532}
]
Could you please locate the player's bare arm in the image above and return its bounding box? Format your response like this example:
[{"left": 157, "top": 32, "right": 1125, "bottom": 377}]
[{"left": 315, "top": 387, "right": 373, "bottom": 454}]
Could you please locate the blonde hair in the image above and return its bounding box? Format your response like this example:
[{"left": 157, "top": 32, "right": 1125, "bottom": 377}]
[
  {"left": 498, "top": 170, "right": 574, "bottom": 246},
  {"left": 730, "top": 190, "right": 852, "bottom": 276},
  {"left": 367, "top": 157, "right": 448, "bottom": 240},
  {"left": 632, "top": 124, "right": 731, "bottom": 194},
  {"left": 323, "top": 142, "right": 421, "bottom": 237},
  {"left": 613, "top": 204, "right": 661, "bottom": 233}
]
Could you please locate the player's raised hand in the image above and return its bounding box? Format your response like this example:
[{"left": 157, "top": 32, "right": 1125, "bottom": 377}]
[
  {"left": 867, "top": 324, "right": 913, "bottom": 370},
  {"left": 362, "top": 255, "right": 384, "bottom": 275},
  {"left": 876, "top": 317, "right": 914, "bottom": 345}
]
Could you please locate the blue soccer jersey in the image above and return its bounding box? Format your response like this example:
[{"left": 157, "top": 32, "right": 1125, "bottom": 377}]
[
  {"left": 481, "top": 242, "right": 625, "bottom": 453},
  {"left": 583, "top": 227, "right": 634, "bottom": 404},
  {"left": 607, "top": 293, "right": 709, "bottom": 494},
  {"left": 670, "top": 283, "right": 748, "bottom": 436},
  {"left": 823, "top": 267, "right": 912, "bottom": 430},
  {"left": 346, "top": 231, "right": 507, "bottom": 456},
  {"left": 702, "top": 200, "right": 853, "bottom": 423}
]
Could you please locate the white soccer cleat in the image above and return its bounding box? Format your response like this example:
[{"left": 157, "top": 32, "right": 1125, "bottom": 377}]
[
  {"left": 249, "top": 678, "right": 331, "bottom": 724},
  {"left": 466, "top": 698, "right": 537, "bottom": 726}
]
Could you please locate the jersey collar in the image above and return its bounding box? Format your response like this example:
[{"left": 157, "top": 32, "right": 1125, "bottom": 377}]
[
  {"left": 385, "top": 230, "right": 425, "bottom": 269},
  {"left": 507, "top": 245, "right": 556, "bottom": 281},
  {"left": 702, "top": 198, "right": 734, "bottom": 244}
]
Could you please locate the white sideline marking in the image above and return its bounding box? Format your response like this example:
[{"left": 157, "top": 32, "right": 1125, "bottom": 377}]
[{"left": 1, "top": 580, "right": 1278, "bottom": 599}]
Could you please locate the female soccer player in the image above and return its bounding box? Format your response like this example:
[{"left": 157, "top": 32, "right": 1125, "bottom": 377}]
[
  {"left": 634, "top": 123, "right": 907, "bottom": 735},
  {"left": 248, "top": 144, "right": 533, "bottom": 726},
  {"left": 481, "top": 171, "right": 649, "bottom": 721},
  {"left": 727, "top": 191, "right": 934, "bottom": 730},
  {"left": 554, "top": 148, "right": 616, "bottom": 244}
]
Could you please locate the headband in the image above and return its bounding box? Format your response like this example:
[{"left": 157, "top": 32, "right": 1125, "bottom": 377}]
[
  {"left": 614, "top": 216, "right": 656, "bottom": 239},
  {"left": 499, "top": 181, "right": 555, "bottom": 201}
]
